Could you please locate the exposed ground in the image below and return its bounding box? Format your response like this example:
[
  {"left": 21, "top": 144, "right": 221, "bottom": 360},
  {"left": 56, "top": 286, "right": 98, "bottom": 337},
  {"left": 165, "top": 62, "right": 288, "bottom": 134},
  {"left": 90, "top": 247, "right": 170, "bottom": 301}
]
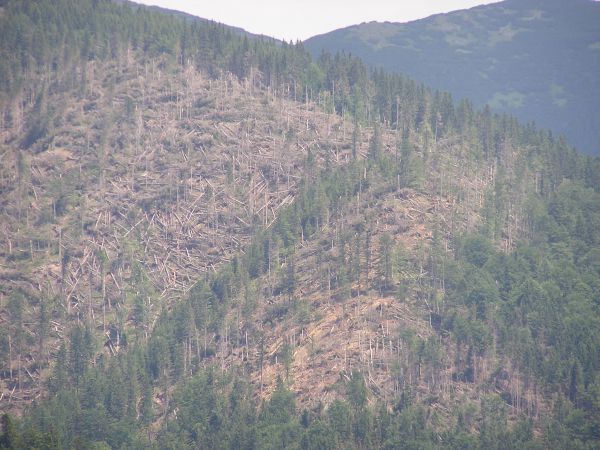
[{"left": 0, "top": 54, "right": 539, "bottom": 425}]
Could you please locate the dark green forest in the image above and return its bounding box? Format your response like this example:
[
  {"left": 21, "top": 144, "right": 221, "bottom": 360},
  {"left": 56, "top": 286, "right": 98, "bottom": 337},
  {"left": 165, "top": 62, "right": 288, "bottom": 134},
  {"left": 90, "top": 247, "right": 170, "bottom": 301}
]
[
  {"left": 1, "top": 0, "right": 600, "bottom": 448},
  {"left": 305, "top": 0, "right": 600, "bottom": 155}
]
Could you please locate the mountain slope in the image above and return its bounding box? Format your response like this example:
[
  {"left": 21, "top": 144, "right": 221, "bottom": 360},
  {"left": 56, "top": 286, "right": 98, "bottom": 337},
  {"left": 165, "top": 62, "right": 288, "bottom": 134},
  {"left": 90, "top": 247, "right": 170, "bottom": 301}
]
[
  {"left": 305, "top": 0, "right": 600, "bottom": 155},
  {"left": 0, "top": 44, "right": 348, "bottom": 412},
  {"left": 1, "top": 0, "right": 600, "bottom": 448}
]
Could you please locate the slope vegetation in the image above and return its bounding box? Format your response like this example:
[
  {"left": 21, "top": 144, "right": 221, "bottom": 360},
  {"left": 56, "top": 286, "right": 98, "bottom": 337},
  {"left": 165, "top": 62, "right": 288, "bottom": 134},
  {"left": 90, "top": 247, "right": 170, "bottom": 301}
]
[
  {"left": 0, "top": 0, "right": 599, "bottom": 448},
  {"left": 306, "top": 0, "right": 600, "bottom": 155}
]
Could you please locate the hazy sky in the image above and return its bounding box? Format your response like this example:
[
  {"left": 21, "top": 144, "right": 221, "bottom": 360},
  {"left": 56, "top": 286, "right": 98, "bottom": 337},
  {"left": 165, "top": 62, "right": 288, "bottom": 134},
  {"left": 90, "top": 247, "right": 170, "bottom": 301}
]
[{"left": 134, "top": 0, "right": 503, "bottom": 42}]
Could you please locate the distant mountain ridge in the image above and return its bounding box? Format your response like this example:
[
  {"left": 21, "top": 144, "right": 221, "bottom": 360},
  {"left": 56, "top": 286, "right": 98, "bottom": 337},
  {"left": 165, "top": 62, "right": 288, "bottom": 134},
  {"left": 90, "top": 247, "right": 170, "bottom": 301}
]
[
  {"left": 119, "top": 0, "right": 272, "bottom": 40},
  {"left": 305, "top": 0, "right": 600, "bottom": 155}
]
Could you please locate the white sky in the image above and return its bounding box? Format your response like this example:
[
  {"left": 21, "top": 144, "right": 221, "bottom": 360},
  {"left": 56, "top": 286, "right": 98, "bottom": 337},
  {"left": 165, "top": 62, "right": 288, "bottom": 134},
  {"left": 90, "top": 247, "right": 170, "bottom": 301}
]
[{"left": 133, "top": 0, "right": 503, "bottom": 42}]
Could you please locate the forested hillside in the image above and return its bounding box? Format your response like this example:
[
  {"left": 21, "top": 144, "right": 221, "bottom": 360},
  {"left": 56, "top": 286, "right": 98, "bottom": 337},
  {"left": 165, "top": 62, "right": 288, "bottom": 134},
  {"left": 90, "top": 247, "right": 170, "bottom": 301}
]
[
  {"left": 1, "top": 0, "right": 600, "bottom": 448},
  {"left": 305, "top": 0, "right": 600, "bottom": 156}
]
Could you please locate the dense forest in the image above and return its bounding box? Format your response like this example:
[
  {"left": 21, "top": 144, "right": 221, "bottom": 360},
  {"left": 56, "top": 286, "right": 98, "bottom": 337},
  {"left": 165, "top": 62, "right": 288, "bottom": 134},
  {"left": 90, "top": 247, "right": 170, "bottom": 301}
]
[{"left": 1, "top": 0, "right": 600, "bottom": 448}]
